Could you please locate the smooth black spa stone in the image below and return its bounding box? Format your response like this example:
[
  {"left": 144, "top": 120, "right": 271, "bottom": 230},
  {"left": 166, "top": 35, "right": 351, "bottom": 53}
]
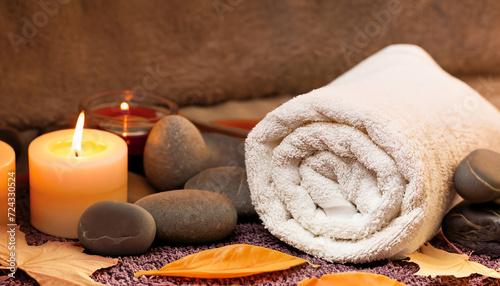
[
  {"left": 184, "top": 166, "right": 256, "bottom": 218},
  {"left": 135, "top": 189, "right": 237, "bottom": 244},
  {"left": 78, "top": 201, "right": 156, "bottom": 256},
  {"left": 454, "top": 149, "right": 500, "bottom": 203},
  {"left": 442, "top": 201, "right": 500, "bottom": 257}
]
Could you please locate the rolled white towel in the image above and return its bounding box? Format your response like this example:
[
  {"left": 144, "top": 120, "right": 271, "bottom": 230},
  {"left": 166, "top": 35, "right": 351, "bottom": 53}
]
[{"left": 245, "top": 44, "right": 500, "bottom": 263}]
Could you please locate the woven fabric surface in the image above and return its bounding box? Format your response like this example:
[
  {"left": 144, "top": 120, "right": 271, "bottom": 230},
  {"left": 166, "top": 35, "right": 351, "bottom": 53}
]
[{"left": 1, "top": 174, "right": 499, "bottom": 286}]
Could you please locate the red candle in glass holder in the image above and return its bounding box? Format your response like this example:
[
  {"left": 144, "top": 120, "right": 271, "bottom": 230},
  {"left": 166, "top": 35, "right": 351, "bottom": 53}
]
[
  {"left": 80, "top": 90, "right": 178, "bottom": 155},
  {"left": 93, "top": 103, "right": 150, "bottom": 155}
]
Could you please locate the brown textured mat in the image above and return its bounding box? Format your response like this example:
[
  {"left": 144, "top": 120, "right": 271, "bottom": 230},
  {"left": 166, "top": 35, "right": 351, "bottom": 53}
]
[{"left": 2, "top": 174, "right": 499, "bottom": 286}]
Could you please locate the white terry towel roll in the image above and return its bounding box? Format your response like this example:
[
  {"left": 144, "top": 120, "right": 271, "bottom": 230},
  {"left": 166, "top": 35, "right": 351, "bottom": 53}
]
[{"left": 245, "top": 44, "right": 500, "bottom": 263}]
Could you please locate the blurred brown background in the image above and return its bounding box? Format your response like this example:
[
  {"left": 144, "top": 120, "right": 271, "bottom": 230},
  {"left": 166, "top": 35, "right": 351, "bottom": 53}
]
[{"left": 1, "top": 0, "right": 500, "bottom": 130}]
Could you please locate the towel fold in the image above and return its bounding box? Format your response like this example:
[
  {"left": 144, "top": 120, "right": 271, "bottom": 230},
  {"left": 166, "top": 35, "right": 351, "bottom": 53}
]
[{"left": 245, "top": 44, "right": 500, "bottom": 263}]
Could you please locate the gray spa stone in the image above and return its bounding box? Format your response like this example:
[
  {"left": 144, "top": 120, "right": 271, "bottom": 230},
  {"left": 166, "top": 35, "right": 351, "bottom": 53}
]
[
  {"left": 184, "top": 166, "right": 256, "bottom": 217},
  {"left": 127, "top": 171, "right": 157, "bottom": 203},
  {"left": 143, "top": 115, "right": 246, "bottom": 191},
  {"left": 135, "top": 189, "right": 237, "bottom": 244},
  {"left": 454, "top": 149, "right": 500, "bottom": 203},
  {"left": 442, "top": 201, "right": 500, "bottom": 257},
  {"left": 78, "top": 201, "right": 156, "bottom": 256},
  {"left": 202, "top": 133, "right": 245, "bottom": 167},
  {"left": 144, "top": 115, "right": 210, "bottom": 191}
]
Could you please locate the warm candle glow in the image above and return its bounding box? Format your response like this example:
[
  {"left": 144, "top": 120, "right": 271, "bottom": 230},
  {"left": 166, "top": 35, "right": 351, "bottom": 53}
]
[
  {"left": 71, "top": 111, "right": 85, "bottom": 157},
  {"left": 29, "top": 127, "right": 128, "bottom": 238},
  {"left": 120, "top": 102, "right": 130, "bottom": 112},
  {"left": 121, "top": 102, "right": 129, "bottom": 137},
  {"left": 0, "top": 141, "right": 15, "bottom": 226}
]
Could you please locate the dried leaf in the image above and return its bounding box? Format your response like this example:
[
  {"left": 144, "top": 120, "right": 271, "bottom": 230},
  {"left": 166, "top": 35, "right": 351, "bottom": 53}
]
[
  {"left": 298, "top": 272, "right": 405, "bottom": 286},
  {"left": 0, "top": 226, "right": 118, "bottom": 285},
  {"left": 135, "top": 244, "right": 318, "bottom": 278},
  {"left": 407, "top": 243, "right": 500, "bottom": 279}
]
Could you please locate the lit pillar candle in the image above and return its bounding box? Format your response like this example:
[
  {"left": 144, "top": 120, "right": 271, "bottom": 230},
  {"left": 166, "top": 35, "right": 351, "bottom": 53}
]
[
  {"left": 29, "top": 112, "right": 127, "bottom": 238},
  {"left": 0, "top": 141, "right": 15, "bottom": 226}
]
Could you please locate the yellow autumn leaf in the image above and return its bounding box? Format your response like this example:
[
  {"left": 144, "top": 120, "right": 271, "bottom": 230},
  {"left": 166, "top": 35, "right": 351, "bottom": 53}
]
[
  {"left": 298, "top": 272, "right": 405, "bottom": 286},
  {"left": 0, "top": 226, "right": 118, "bottom": 286},
  {"left": 407, "top": 243, "right": 500, "bottom": 279},
  {"left": 135, "top": 244, "right": 318, "bottom": 278}
]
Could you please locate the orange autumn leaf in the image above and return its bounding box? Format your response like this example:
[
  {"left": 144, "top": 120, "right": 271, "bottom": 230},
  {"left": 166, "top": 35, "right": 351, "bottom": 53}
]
[
  {"left": 0, "top": 226, "right": 118, "bottom": 286},
  {"left": 298, "top": 272, "right": 405, "bottom": 286},
  {"left": 135, "top": 244, "right": 318, "bottom": 279},
  {"left": 407, "top": 243, "right": 500, "bottom": 279}
]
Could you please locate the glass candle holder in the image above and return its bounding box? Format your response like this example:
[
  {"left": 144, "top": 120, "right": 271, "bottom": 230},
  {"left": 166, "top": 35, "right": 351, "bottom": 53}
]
[{"left": 80, "top": 90, "right": 178, "bottom": 155}]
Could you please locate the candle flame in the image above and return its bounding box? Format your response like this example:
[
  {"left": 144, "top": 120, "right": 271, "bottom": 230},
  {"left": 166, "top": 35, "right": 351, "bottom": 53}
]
[
  {"left": 120, "top": 102, "right": 130, "bottom": 112},
  {"left": 71, "top": 111, "right": 85, "bottom": 157},
  {"left": 121, "top": 102, "right": 129, "bottom": 137}
]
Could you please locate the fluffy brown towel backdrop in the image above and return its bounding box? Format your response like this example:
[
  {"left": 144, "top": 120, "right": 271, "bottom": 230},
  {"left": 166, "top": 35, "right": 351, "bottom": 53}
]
[{"left": 2, "top": 0, "right": 500, "bottom": 130}]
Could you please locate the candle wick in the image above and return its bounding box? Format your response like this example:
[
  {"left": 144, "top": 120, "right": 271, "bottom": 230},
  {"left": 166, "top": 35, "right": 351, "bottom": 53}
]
[{"left": 75, "top": 150, "right": 79, "bottom": 157}]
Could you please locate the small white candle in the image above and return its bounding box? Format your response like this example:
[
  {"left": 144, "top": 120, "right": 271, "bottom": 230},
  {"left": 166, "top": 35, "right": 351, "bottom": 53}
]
[
  {"left": 0, "top": 141, "right": 15, "bottom": 226},
  {"left": 29, "top": 112, "right": 128, "bottom": 238}
]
